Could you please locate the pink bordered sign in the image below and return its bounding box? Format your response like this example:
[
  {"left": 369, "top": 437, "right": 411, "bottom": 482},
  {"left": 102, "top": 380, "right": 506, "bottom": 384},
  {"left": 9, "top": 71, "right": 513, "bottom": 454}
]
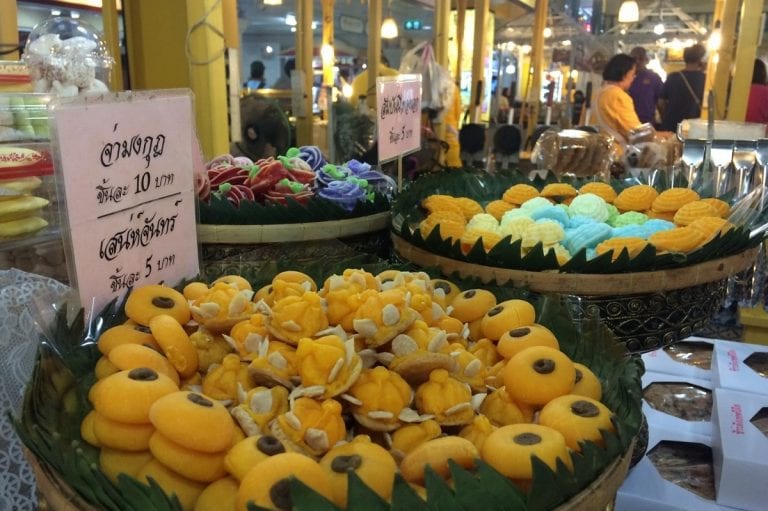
[
  {"left": 49, "top": 90, "right": 200, "bottom": 317},
  {"left": 376, "top": 74, "right": 422, "bottom": 163}
]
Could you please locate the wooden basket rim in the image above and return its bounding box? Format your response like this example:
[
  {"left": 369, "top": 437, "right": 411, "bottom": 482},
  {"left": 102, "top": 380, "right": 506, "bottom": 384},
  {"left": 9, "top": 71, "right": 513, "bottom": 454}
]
[
  {"left": 392, "top": 234, "right": 759, "bottom": 295},
  {"left": 197, "top": 212, "right": 390, "bottom": 244}
]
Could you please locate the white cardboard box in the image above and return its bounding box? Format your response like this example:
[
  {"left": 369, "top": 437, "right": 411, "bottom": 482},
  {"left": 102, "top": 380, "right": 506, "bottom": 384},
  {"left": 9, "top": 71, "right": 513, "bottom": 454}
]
[
  {"left": 712, "top": 387, "right": 768, "bottom": 511},
  {"left": 642, "top": 371, "right": 714, "bottom": 437},
  {"left": 712, "top": 339, "right": 768, "bottom": 397},
  {"left": 616, "top": 425, "right": 736, "bottom": 511},
  {"left": 641, "top": 336, "right": 714, "bottom": 380}
]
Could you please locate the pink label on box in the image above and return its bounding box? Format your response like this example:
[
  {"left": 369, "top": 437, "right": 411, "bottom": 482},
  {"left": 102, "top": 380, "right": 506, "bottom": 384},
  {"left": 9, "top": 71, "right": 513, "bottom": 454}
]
[
  {"left": 730, "top": 403, "right": 745, "bottom": 434},
  {"left": 51, "top": 91, "right": 199, "bottom": 318},
  {"left": 376, "top": 75, "right": 422, "bottom": 162},
  {"left": 727, "top": 349, "right": 740, "bottom": 372}
]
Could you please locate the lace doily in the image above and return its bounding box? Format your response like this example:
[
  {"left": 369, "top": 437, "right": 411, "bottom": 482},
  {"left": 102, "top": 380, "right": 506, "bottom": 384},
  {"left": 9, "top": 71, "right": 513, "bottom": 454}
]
[{"left": 0, "top": 269, "right": 72, "bottom": 511}]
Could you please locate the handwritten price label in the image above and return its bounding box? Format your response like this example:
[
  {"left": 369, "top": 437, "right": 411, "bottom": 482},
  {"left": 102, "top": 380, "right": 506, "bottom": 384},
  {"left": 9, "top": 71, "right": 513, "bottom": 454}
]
[
  {"left": 51, "top": 91, "right": 199, "bottom": 317},
  {"left": 376, "top": 75, "right": 422, "bottom": 162}
]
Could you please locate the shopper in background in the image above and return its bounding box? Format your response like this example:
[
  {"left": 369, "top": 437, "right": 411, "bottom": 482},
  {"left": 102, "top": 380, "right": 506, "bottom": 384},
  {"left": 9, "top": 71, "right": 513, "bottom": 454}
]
[
  {"left": 593, "top": 53, "right": 642, "bottom": 152},
  {"left": 349, "top": 56, "right": 399, "bottom": 109},
  {"left": 628, "top": 46, "right": 663, "bottom": 125},
  {"left": 657, "top": 44, "right": 706, "bottom": 132},
  {"left": 494, "top": 87, "right": 511, "bottom": 123},
  {"left": 572, "top": 90, "right": 585, "bottom": 126},
  {"left": 244, "top": 60, "right": 266, "bottom": 90},
  {"left": 271, "top": 58, "right": 296, "bottom": 90},
  {"left": 746, "top": 58, "right": 768, "bottom": 124}
]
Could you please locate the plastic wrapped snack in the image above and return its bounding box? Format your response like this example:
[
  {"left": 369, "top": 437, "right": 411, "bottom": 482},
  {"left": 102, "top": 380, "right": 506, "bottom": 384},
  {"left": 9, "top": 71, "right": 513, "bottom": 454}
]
[
  {"left": 647, "top": 441, "right": 716, "bottom": 501},
  {"left": 662, "top": 342, "right": 713, "bottom": 370},
  {"left": 643, "top": 382, "right": 712, "bottom": 422},
  {"left": 532, "top": 129, "right": 614, "bottom": 179},
  {"left": 22, "top": 17, "right": 113, "bottom": 97}
]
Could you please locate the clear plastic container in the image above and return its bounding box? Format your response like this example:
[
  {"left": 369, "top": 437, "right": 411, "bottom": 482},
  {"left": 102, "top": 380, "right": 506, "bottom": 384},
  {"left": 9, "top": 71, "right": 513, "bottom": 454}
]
[
  {"left": 0, "top": 93, "right": 52, "bottom": 142},
  {"left": 22, "top": 17, "right": 113, "bottom": 97}
]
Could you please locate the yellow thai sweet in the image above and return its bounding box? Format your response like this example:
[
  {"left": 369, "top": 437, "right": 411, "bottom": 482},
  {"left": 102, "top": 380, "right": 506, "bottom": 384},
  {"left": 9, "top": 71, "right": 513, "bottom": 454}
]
[
  {"left": 266, "top": 291, "right": 329, "bottom": 345},
  {"left": 388, "top": 321, "right": 454, "bottom": 385},
  {"left": 224, "top": 313, "right": 268, "bottom": 360},
  {"left": 247, "top": 339, "right": 299, "bottom": 388},
  {"left": 320, "top": 282, "right": 375, "bottom": 332},
  {"left": 230, "top": 386, "right": 290, "bottom": 437},
  {"left": 353, "top": 288, "right": 419, "bottom": 348},
  {"left": 468, "top": 338, "right": 501, "bottom": 368},
  {"left": 188, "top": 328, "right": 234, "bottom": 372},
  {"left": 201, "top": 354, "right": 253, "bottom": 401},
  {"left": 271, "top": 397, "right": 346, "bottom": 457},
  {"left": 440, "top": 342, "right": 486, "bottom": 392},
  {"left": 269, "top": 278, "right": 312, "bottom": 303},
  {"left": 404, "top": 280, "right": 444, "bottom": 326},
  {"left": 459, "top": 414, "right": 498, "bottom": 451},
  {"left": 415, "top": 369, "right": 474, "bottom": 426},
  {"left": 389, "top": 419, "right": 442, "bottom": 460},
  {"left": 346, "top": 366, "right": 414, "bottom": 431},
  {"left": 295, "top": 334, "right": 362, "bottom": 398},
  {"left": 190, "top": 282, "right": 257, "bottom": 333},
  {"left": 480, "top": 386, "right": 529, "bottom": 426}
]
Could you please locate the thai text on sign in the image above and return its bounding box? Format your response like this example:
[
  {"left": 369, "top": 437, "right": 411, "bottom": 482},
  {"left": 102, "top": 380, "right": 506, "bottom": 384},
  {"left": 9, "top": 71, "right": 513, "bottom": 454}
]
[{"left": 376, "top": 74, "right": 422, "bottom": 162}]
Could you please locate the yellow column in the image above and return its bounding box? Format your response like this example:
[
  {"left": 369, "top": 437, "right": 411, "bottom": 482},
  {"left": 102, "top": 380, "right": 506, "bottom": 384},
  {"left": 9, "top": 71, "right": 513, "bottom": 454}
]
[
  {"left": 528, "top": 0, "right": 548, "bottom": 140},
  {"left": 367, "top": 0, "right": 382, "bottom": 112},
  {"left": 0, "top": 0, "right": 19, "bottom": 60},
  {"left": 322, "top": 0, "right": 334, "bottom": 87},
  {"left": 727, "top": 0, "right": 764, "bottom": 121},
  {"left": 433, "top": 0, "right": 450, "bottom": 150},
  {"left": 102, "top": 0, "right": 123, "bottom": 90},
  {"left": 221, "top": 0, "right": 241, "bottom": 144},
  {"left": 469, "top": 0, "right": 489, "bottom": 123},
  {"left": 711, "top": 0, "right": 739, "bottom": 119},
  {"left": 295, "top": 0, "right": 314, "bottom": 146},
  {"left": 221, "top": 0, "right": 239, "bottom": 49},
  {"left": 186, "top": 0, "right": 229, "bottom": 159},
  {"left": 455, "top": 0, "right": 467, "bottom": 84}
]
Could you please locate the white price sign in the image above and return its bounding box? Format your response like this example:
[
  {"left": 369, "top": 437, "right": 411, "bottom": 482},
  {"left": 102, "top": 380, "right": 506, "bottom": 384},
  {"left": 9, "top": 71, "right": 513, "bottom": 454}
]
[{"left": 51, "top": 90, "right": 200, "bottom": 317}]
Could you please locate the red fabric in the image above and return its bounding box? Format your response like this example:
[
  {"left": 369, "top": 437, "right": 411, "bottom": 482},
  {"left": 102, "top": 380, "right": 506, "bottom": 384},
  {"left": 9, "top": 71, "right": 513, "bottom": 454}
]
[{"left": 746, "top": 84, "right": 768, "bottom": 124}]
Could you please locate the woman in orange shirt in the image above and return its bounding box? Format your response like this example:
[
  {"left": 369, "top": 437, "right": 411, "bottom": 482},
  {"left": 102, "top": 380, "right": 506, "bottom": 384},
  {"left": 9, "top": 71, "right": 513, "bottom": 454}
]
[{"left": 594, "top": 53, "right": 642, "bottom": 151}]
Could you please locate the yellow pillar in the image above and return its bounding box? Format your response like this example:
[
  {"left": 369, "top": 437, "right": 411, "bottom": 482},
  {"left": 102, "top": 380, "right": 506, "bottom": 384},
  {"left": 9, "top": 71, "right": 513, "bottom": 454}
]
[
  {"left": 221, "top": 0, "right": 241, "bottom": 144},
  {"left": 455, "top": 0, "right": 467, "bottom": 84},
  {"left": 295, "top": 0, "right": 314, "bottom": 146},
  {"left": 220, "top": 0, "right": 239, "bottom": 49},
  {"left": 433, "top": 0, "right": 450, "bottom": 150},
  {"left": 727, "top": 0, "right": 764, "bottom": 121},
  {"left": 367, "top": 0, "right": 382, "bottom": 112},
  {"left": 322, "top": 0, "right": 334, "bottom": 87},
  {"left": 711, "top": 0, "right": 739, "bottom": 119},
  {"left": 469, "top": 0, "right": 489, "bottom": 123},
  {"left": 528, "top": 0, "right": 548, "bottom": 140},
  {"left": 186, "top": 0, "right": 229, "bottom": 159},
  {"left": 0, "top": 0, "right": 19, "bottom": 60},
  {"left": 102, "top": 0, "right": 123, "bottom": 91}
]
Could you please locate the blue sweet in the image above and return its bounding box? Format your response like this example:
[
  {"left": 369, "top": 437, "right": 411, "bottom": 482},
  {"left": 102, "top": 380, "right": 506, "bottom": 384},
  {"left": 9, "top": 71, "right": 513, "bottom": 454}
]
[
  {"left": 563, "top": 222, "right": 613, "bottom": 255},
  {"left": 530, "top": 205, "right": 570, "bottom": 228},
  {"left": 298, "top": 145, "right": 327, "bottom": 171}
]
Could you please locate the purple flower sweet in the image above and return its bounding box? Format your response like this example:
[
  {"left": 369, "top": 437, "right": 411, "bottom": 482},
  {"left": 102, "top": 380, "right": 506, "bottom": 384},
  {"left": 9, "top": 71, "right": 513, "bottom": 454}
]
[
  {"left": 317, "top": 180, "right": 366, "bottom": 211},
  {"left": 299, "top": 145, "right": 327, "bottom": 171},
  {"left": 315, "top": 163, "right": 351, "bottom": 187}
]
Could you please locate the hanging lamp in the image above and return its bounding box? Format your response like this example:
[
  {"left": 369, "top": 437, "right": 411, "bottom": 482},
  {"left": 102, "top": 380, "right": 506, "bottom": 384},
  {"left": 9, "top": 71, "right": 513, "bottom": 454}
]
[{"left": 617, "top": 1, "right": 640, "bottom": 23}]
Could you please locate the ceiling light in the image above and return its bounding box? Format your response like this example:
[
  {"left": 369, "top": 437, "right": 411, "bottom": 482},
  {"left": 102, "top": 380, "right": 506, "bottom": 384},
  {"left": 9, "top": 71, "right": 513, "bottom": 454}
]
[
  {"left": 71, "top": 11, "right": 80, "bottom": 19},
  {"left": 311, "top": 21, "right": 318, "bottom": 30},
  {"left": 321, "top": 44, "right": 334, "bottom": 63},
  {"left": 653, "top": 23, "right": 665, "bottom": 35},
  {"left": 521, "top": 44, "right": 532, "bottom": 55},
  {"left": 381, "top": 17, "right": 398, "bottom": 39},
  {"left": 51, "top": 9, "right": 61, "bottom": 15},
  {"left": 543, "top": 27, "right": 553, "bottom": 38},
  {"left": 617, "top": 1, "right": 640, "bottom": 23},
  {"left": 285, "top": 13, "right": 297, "bottom": 26},
  {"left": 290, "top": 27, "right": 296, "bottom": 33},
  {"left": 620, "top": 28, "right": 627, "bottom": 35},
  {"left": 562, "top": 39, "right": 571, "bottom": 46},
  {"left": 342, "top": 83, "right": 353, "bottom": 98},
  {"left": 708, "top": 22, "right": 722, "bottom": 51},
  {"left": 264, "top": 0, "right": 283, "bottom": 5},
  {"left": 265, "top": 45, "right": 274, "bottom": 54}
]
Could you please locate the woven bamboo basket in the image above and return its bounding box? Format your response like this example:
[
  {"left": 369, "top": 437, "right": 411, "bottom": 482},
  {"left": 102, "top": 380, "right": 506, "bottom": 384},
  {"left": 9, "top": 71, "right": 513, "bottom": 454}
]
[
  {"left": 393, "top": 234, "right": 759, "bottom": 352},
  {"left": 198, "top": 212, "right": 390, "bottom": 244},
  {"left": 26, "top": 439, "right": 635, "bottom": 511}
]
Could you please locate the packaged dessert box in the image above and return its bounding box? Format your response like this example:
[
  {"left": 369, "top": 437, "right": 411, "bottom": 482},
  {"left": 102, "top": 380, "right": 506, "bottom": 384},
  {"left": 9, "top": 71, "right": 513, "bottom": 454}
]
[
  {"left": 712, "top": 387, "right": 768, "bottom": 511},
  {"left": 642, "top": 371, "right": 714, "bottom": 437},
  {"left": 712, "top": 339, "right": 768, "bottom": 397},
  {"left": 615, "top": 426, "right": 736, "bottom": 511},
  {"left": 642, "top": 337, "right": 714, "bottom": 380}
]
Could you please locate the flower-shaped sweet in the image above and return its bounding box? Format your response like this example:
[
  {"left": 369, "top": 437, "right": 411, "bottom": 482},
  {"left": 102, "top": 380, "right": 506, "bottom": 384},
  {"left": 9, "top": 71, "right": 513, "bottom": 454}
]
[
  {"left": 388, "top": 419, "right": 442, "bottom": 460},
  {"left": 440, "top": 342, "right": 487, "bottom": 392},
  {"left": 298, "top": 145, "right": 327, "bottom": 171},
  {"left": 459, "top": 414, "right": 498, "bottom": 451},
  {"left": 345, "top": 366, "right": 414, "bottom": 431},
  {"left": 190, "top": 282, "right": 257, "bottom": 334},
  {"left": 388, "top": 320, "right": 454, "bottom": 385},
  {"left": 224, "top": 313, "right": 268, "bottom": 360},
  {"left": 404, "top": 280, "right": 445, "bottom": 326},
  {"left": 188, "top": 328, "right": 235, "bottom": 372},
  {"left": 265, "top": 291, "right": 329, "bottom": 345},
  {"left": 200, "top": 353, "right": 253, "bottom": 402},
  {"left": 468, "top": 338, "right": 501, "bottom": 368},
  {"left": 317, "top": 180, "right": 367, "bottom": 211},
  {"left": 270, "top": 397, "right": 346, "bottom": 456},
  {"left": 480, "top": 386, "right": 529, "bottom": 426},
  {"left": 353, "top": 289, "right": 419, "bottom": 348},
  {"left": 230, "top": 386, "right": 290, "bottom": 437},
  {"left": 295, "top": 334, "right": 362, "bottom": 398},
  {"left": 415, "top": 369, "right": 474, "bottom": 425},
  {"left": 248, "top": 339, "right": 299, "bottom": 388}
]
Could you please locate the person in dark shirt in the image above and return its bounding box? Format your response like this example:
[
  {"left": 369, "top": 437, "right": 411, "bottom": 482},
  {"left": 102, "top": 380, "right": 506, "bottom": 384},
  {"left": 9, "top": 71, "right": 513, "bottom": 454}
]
[
  {"left": 628, "top": 46, "right": 663, "bottom": 125},
  {"left": 244, "top": 60, "right": 266, "bottom": 90},
  {"left": 657, "top": 44, "right": 706, "bottom": 132}
]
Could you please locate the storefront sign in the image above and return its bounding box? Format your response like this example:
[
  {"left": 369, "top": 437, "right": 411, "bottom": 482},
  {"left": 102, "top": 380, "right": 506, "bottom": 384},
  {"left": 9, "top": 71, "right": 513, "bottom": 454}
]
[
  {"left": 376, "top": 74, "right": 422, "bottom": 162},
  {"left": 50, "top": 90, "right": 199, "bottom": 317},
  {"left": 339, "top": 15, "right": 365, "bottom": 34}
]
